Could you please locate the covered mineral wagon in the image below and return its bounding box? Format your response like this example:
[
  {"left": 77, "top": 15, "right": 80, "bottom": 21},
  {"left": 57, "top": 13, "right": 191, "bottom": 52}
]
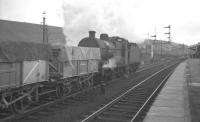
[{"left": 0, "top": 41, "right": 51, "bottom": 113}]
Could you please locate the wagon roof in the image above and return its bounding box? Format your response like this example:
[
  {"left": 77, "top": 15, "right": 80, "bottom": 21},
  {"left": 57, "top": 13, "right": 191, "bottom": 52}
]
[
  {"left": 53, "top": 45, "right": 101, "bottom": 61},
  {"left": 0, "top": 41, "right": 52, "bottom": 62},
  {"left": 65, "top": 46, "right": 101, "bottom": 60}
]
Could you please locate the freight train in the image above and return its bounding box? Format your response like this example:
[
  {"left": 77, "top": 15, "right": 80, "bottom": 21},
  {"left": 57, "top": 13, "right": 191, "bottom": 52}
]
[{"left": 0, "top": 31, "right": 141, "bottom": 113}]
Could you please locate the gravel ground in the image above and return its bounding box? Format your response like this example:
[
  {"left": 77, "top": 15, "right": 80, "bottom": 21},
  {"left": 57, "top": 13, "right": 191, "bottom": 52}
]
[
  {"left": 187, "top": 59, "right": 200, "bottom": 122},
  {"left": 17, "top": 64, "right": 165, "bottom": 122}
]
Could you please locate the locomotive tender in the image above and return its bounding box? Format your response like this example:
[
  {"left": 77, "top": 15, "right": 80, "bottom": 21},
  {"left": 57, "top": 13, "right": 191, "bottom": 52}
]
[{"left": 0, "top": 30, "right": 141, "bottom": 113}]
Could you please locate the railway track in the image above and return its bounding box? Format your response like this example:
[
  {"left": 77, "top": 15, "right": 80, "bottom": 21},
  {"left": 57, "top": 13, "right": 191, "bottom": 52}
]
[
  {"left": 80, "top": 61, "right": 180, "bottom": 122},
  {"left": 0, "top": 60, "right": 180, "bottom": 122}
]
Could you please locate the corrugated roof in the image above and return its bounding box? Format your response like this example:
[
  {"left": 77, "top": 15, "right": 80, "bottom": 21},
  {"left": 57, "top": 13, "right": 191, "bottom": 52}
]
[
  {"left": 0, "top": 19, "right": 65, "bottom": 44},
  {"left": 0, "top": 41, "right": 52, "bottom": 62}
]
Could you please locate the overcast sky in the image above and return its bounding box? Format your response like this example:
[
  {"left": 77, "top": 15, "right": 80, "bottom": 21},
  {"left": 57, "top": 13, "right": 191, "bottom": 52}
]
[{"left": 0, "top": 0, "right": 200, "bottom": 46}]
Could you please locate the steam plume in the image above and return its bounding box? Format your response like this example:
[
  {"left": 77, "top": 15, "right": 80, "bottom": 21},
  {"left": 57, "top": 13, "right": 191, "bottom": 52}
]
[{"left": 62, "top": 0, "right": 139, "bottom": 46}]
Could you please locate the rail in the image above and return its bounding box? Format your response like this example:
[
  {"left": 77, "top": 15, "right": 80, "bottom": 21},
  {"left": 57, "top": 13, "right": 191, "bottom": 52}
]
[{"left": 81, "top": 61, "right": 179, "bottom": 122}]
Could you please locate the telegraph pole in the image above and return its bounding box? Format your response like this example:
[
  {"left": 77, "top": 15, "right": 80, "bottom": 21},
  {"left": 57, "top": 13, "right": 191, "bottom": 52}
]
[
  {"left": 161, "top": 40, "right": 162, "bottom": 57},
  {"left": 42, "top": 12, "right": 48, "bottom": 44},
  {"left": 151, "top": 28, "right": 157, "bottom": 43},
  {"left": 164, "top": 25, "right": 171, "bottom": 42},
  {"left": 151, "top": 28, "right": 157, "bottom": 62},
  {"left": 146, "top": 33, "right": 150, "bottom": 56},
  {"left": 42, "top": 12, "right": 46, "bottom": 44},
  {"left": 163, "top": 25, "right": 171, "bottom": 57}
]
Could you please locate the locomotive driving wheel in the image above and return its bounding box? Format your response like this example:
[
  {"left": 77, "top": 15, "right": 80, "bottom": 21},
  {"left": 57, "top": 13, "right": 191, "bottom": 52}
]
[{"left": 10, "top": 93, "right": 31, "bottom": 113}]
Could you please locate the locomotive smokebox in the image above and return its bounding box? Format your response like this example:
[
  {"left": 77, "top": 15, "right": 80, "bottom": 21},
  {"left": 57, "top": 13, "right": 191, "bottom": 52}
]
[
  {"left": 100, "top": 33, "right": 109, "bottom": 40},
  {"left": 89, "top": 31, "right": 96, "bottom": 38}
]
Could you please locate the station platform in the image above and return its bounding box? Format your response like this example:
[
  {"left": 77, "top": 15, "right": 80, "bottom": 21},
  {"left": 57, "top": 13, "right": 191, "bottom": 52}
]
[
  {"left": 143, "top": 60, "right": 191, "bottom": 122},
  {"left": 187, "top": 59, "right": 200, "bottom": 121}
]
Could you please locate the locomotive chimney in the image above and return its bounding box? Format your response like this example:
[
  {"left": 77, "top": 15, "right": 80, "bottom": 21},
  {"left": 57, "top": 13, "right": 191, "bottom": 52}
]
[
  {"left": 89, "top": 31, "right": 96, "bottom": 38},
  {"left": 100, "top": 33, "right": 109, "bottom": 40}
]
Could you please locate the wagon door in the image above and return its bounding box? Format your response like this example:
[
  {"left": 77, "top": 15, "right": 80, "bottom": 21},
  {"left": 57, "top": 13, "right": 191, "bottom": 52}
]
[{"left": 22, "top": 60, "right": 48, "bottom": 85}]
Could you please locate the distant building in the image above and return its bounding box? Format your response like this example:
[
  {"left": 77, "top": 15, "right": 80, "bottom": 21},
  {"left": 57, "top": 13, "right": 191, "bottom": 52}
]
[
  {"left": 189, "top": 42, "right": 200, "bottom": 57},
  {"left": 142, "top": 39, "right": 188, "bottom": 56}
]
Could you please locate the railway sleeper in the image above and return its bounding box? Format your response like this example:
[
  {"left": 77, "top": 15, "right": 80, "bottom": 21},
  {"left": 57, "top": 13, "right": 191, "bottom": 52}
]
[
  {"left": 120, "top": 98, "right": 144, "bottom": 103},
  {"left": 123, "top": 96, "right": 147, "bottom": 100},
  {"left": 97, "top": 115, "right": 130, "bottom": 122},
  {"left": 120, "top": 98, "right": 146, "bottom": 104},
  {"left": 112, "top": 104, "right": 140, "bottom": 110},
  {"left": 106, "top": 109, "right": 135, "bottom": 116},
  {"left": 116, "top": 102, "right": 143, "bottom": 108},
  {"left": 109, "top": 107, "right": 136, "bottom": 113},
  {"left": 102, "top": 111, "right": 133, "bottom": 118}
]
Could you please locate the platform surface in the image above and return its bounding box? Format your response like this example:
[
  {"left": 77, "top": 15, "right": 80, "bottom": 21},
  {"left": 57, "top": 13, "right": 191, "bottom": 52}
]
[
  {"left": 187, "top": 59, "right": 200, "bottom": 121},
  {"left": 144, "top": 61, "right": 190, "bottom": 122}
]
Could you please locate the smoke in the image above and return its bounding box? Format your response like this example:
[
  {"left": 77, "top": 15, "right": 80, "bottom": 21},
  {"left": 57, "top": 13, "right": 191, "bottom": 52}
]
[
  {"left": 62, "top": 0, "right": 140, "bottom": 46},
  {"left": 102, "top": 55, "right": 123, "bottom": 68},
  {"left": 103, "top": 58, "right": 116, "bottom": 69}
]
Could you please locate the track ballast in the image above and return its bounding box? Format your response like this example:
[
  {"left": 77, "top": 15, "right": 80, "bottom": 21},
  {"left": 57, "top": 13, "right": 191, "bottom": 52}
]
[{"left": 81, "top": 61, "right": 180, "bottom": 122}]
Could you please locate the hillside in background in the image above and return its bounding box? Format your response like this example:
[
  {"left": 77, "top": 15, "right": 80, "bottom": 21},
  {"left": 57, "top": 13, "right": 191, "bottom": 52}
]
[{"left": 0, "top": 19, "right": 66, "bottom": 45}]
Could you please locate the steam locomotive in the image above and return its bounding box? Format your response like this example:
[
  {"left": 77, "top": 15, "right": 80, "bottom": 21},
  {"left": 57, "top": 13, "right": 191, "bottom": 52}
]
[
  {"left": 0, "top": 31, "right": 141, "bottom": 113},
  {"left": 79, "top": 31, "right": 141, "bottom": 80}
]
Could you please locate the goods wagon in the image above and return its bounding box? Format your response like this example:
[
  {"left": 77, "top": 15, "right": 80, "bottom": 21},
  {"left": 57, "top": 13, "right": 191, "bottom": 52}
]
[
  {"left": 0, "top": 41, "right": 51, "bottom": 113},
  {"left": 0, "top": 41, "right": 51, "bottom": 89},
  {"left": 50, "top": 45, "right": 101, "bottom": 95},
  {"left": 0, "top": 61, "right": 48, "bottom": 89},
  {"left": 52, "top": 46, "right": 100, "bottom": 77},
  {"left": 0, "top": 41, "right": 101, "bottom": 113}
]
